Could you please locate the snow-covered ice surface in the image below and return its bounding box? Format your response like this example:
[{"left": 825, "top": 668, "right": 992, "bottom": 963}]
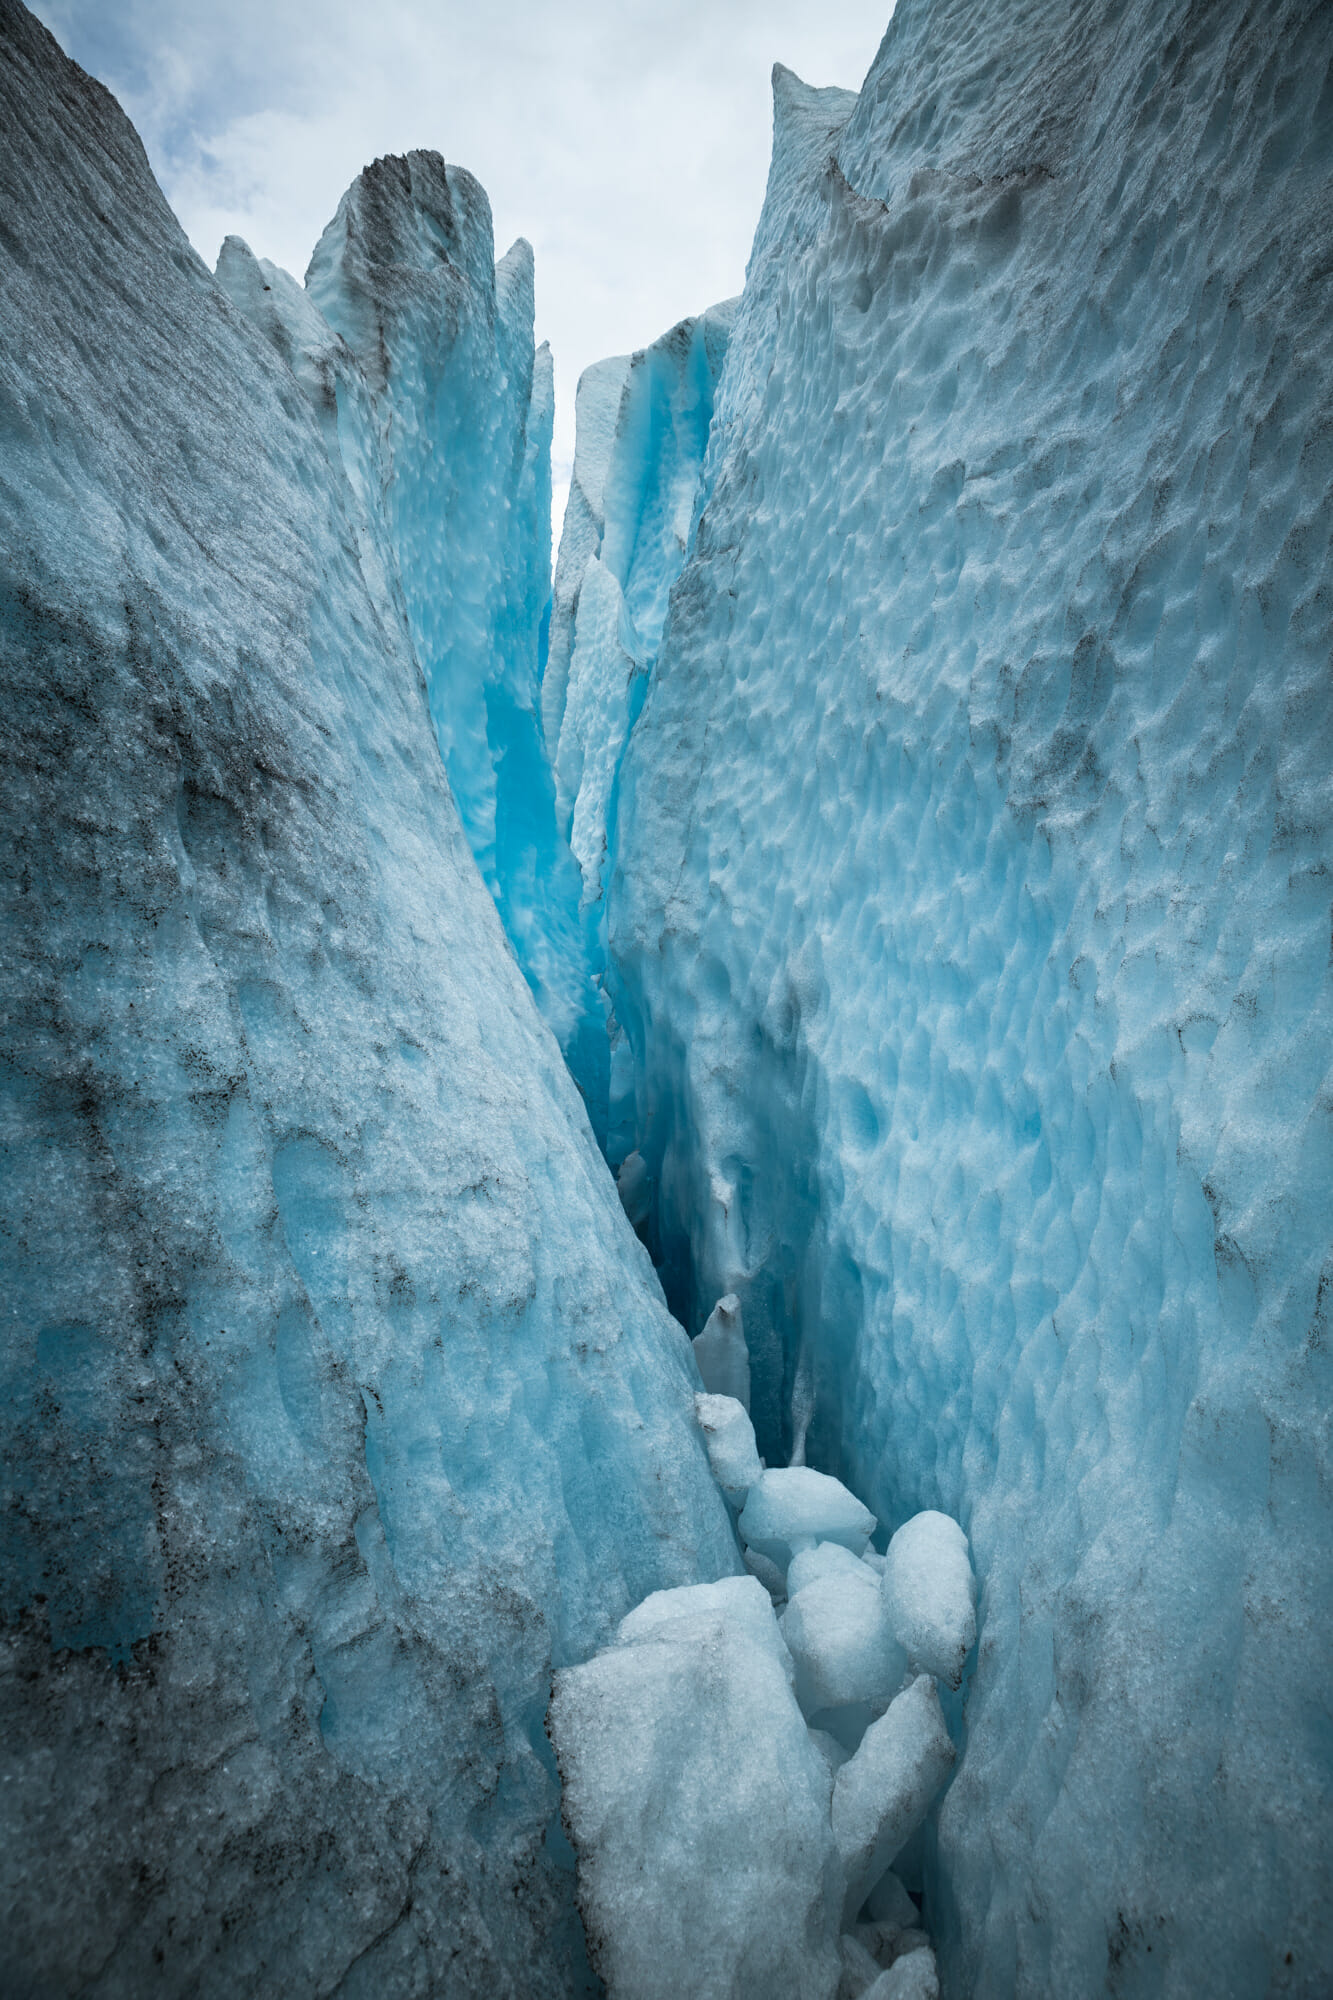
[
  {"left": 0, "top": 5, "right": 740, "bottom": 1994},
  {"left": 603, "top": 2, "right": 1333, "bottom": 1992},
  {"left": 549, "top": 1575, "right": 842, "bottom": 2000}
]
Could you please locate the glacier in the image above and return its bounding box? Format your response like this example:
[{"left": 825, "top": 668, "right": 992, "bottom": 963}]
[
  {"left": 3, "top": 0, "right": 1332, "bottom": 1992},
  {"left": 593, "top": 3, "right": 1333, "bottom": 1995},
  {"left": 0, "top": 4, "right": 738, "bottom": 1995}
]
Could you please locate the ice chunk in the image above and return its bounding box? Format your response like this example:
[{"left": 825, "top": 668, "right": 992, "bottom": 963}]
[
  {"left": 863, "top": 1873, "right": 918, "bottom": 1931},
  {"left": 694, "top": 1392, "right": 763, "bottom": 1504},
  {"left": 781, "top": 1572, "right": 906, "bottom": 1723},
  {"left": 743, "top": 1546, "right": 789, "bottom": 1601},
  {"left": 616, "top": 1148, "right": 652, "bottom": 1230},
  {"left": 739, "top": 1468, "right": 877, "bottom": 1570},
  {"left": 831, "top": 1677, "right": 955, "bottom": 1919},
  {"left": 549, "top": 1577, "right": 841, "bottom": 2000},
  {"left": 840, "top": 1931, "right": 886, "bottom": 1996},
  {"left": 692, "top": 1292, "right": 750, "bottom": 1409},
  {"left": 861, "top": 1947, "right": 939, "bottom": 2000},
  {"left": 788, "top": 1539, "right": 879, "bottom": 1599},
  {"left": 881, "top": 1512, "right": 977, "bottom": 1690}
]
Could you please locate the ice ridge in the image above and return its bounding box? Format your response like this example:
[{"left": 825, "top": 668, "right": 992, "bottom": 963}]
[{"left": 0, "top": 4, "right": 739, "bottom": 1994}]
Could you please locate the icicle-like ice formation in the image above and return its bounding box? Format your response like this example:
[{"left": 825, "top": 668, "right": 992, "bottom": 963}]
[
  {"left": 0, "top": 5, "right": 739, "bottom": 1993},
  {"left": 596, "top": 3, "right": 1333, "bottom": 1993}
]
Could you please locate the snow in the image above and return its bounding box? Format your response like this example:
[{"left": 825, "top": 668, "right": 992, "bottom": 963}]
[
  {"left": 738, "top": 1468, "right": 877, "bottom": 1571},
  {"left": 549, "top": 1576, "right": 842, "bottom": 2000},
  {"left": 597, "top": 0, "right": 1333, "bottom": 1988},
  {"left": 880, "top": 1512, "right": 976, "bottom": 1691},
  {"left": 831, "top": 1678, "right": 956, "bottom": 1921},
  {"left": 694, "top": 1391, "right": 763, "bottom": 1504},
  {"left": 0, "top": 7, "right": 739, "bottom": 1992}
]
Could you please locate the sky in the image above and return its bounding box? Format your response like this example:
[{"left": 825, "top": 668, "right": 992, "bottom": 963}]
[{"left": 31, "top": 0, "right": 890, "bottom": 529}]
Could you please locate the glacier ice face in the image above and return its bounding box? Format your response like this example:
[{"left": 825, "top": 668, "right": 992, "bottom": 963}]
[
  {"left": 301, "top": 149, "right": 606, "bottom": 1115},
  {"left": 0, "top": 5, "right": 740, "bottom": 1993},
  {"left": 600, "top": 5, "right": 1333, "bottom": 1993},
  {"left": 543, "top": 301, "right": 736, "bottom": 1152}
]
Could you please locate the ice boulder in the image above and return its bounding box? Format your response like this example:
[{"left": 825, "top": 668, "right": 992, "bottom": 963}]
[
  {"left": 781, "top": 1568, "right": 907, "bottom": 1733},
  {"left": 788, "top": 1539, "right": 878, "bottom": 1598},
  {"left": 694, "top": 1392, "right": 763, "bottom": 1504},
  {"left": 861, "top": 1948, "right": 940, "bottom": 2000},
  {"left": 692, "top": 1292, "right": 750, "bottom": 1409},
  {"left": 880, "top": 1513, "right": 976, "bottom": 1691},
  {"left": 831, "top": 1677, "right": 956, "bottom": 1920},
  {"left": 739, "top": 1468, "right": 877, "bottom": 1571},
  {"left": 549, "top": 1576, "right": 842, "bottom": 2000}
]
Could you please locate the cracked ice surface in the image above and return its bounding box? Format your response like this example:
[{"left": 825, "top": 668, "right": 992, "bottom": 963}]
[
  {"left": 0, "top": 6, "right": 738, "bottom": 1994},
  {"left": 604, "top": 5, "right": 1333, "bottom": 1993}
]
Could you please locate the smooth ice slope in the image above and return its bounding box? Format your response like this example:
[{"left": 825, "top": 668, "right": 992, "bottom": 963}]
[
  {"left": 303, "top": 151, "right": 604, "bottom": 1109},
  {"left": 0, "top": 6, "right": 739, "bottom": 1993},
  {"left": 542, "top": 302, "right": 735, "bottom": 1151},
  {"left": 604, "top": 6, "right": 1333, "bottom": 1994}
]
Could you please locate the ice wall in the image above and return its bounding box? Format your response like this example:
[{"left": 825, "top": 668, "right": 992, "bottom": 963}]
[
  {"left": 0, "top": 5, "right": 739, "bottom": 1994},
  {"left": 543, "top": 304, "right": 735, "bottom": 1152},
  {"left": 605, "top": 7, "right": 1333, "bottom": 1995},
  {"left": 300, "top": 152, "right": 604, "bottom": 1106}
]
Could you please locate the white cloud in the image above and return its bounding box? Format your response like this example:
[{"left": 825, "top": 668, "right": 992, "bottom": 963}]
[{"left": 32, "top": 0, "right": 891, "bottom": 517}]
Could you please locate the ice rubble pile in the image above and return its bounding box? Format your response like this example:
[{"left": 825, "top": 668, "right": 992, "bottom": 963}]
[
  {"left": 583, "top": 0, "right": 1333, "bottom": 1990},
  {"left": 0, "top": 5, "right": 739, "bottom": 1994},
  {"left": 551, "top": 1391, "right": 977, "bottom": 2000},
  {"left": 541, "top": 302, "right": 735, "bottom": 1145}
]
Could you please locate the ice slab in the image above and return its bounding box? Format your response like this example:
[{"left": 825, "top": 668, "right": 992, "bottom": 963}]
[
  {"left": 831, "top": 1677, "right": 955, "bottom": 1920},
  {"left": 694, "top": 1392, "right": 763, "bottom": 1504},
  {"left": 549, "top": 1576, "right": 841, "bottom": 2000},
  {"left": 739, "top": 1468, "right": 877, "bottom": 1570},
  {"left": 881, "top": 1512, "right": 976, "bottom": 1691}
]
